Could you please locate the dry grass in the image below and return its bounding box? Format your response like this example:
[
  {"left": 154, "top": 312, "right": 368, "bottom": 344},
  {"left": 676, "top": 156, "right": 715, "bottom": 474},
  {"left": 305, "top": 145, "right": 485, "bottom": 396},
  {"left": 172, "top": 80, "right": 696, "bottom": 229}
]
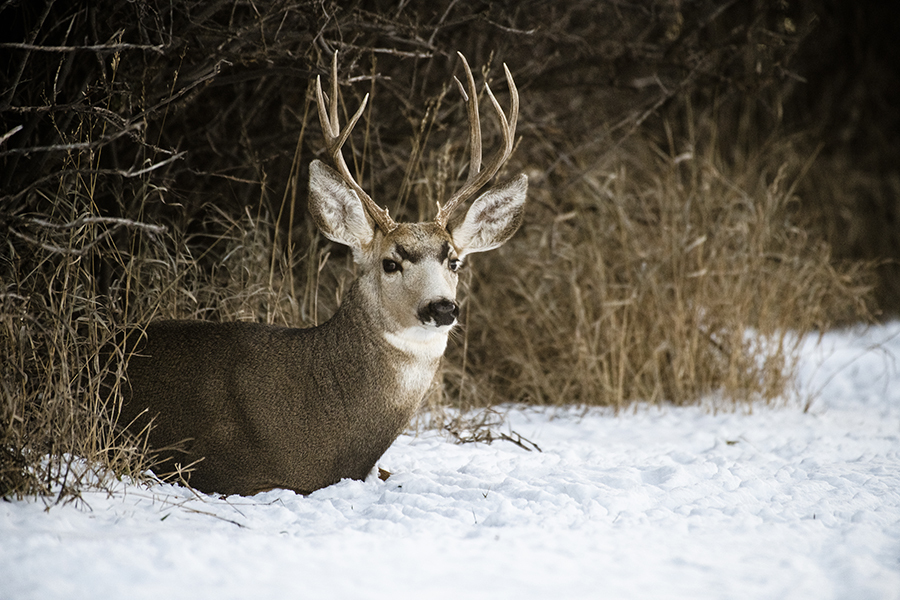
[
  {"left": 437, "top": 132, "right": 871, "bottom": 414},
  {"left": 1, "top": 191, "right": 152, "bottom": 500}
]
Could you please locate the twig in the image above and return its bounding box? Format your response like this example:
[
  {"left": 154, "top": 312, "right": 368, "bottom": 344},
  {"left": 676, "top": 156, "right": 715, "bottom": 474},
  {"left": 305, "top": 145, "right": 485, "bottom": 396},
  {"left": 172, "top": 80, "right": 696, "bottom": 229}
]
[
  {"left": 0, "top": 42, "right": 165, "bottom": 55},
  {"left": 26, "top": 215, "right": 167, "bottom": 234},
  {"left": 498, "top": 431, "right": 542, "bottom": 453},
  {"left": 0, "top": 125, "right": 23, "bottom": 146},
  {"left": 119, "top": 152, "right": 186, "bottom": 178},
  {"left": 0, "top": 123, "right": 142, "bottom": 157},
  {"left": 6, "top": 215, "right": 167, "bottom": 257},
  {"left": 328, "top": 41, "right": 434, "bottom": 59},
  {"left": 133, "top": 60, "right": 228, "bottom": 122},
  {"left": 0, "top": 155, "right": 182, "bottom": 204}
]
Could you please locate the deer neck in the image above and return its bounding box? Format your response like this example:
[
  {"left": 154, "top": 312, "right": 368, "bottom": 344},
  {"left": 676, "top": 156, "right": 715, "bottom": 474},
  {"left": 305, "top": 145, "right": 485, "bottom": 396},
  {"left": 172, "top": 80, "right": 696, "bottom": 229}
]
[{"left": 328, "top": 280, "right": 448, "bottom": 407}]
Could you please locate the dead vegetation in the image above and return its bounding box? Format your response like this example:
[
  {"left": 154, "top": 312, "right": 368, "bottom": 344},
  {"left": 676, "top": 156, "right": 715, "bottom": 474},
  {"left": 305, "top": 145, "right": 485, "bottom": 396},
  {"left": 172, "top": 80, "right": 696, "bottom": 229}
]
[{"left": 1, "top": 0, "right": 892, "bottom": 500}]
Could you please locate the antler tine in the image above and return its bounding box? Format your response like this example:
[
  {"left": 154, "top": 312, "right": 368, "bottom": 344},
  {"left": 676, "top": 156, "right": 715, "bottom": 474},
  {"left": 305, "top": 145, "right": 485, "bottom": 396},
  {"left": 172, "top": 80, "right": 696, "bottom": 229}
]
[
  {"left": 434, "top": 54, "right": 519, "bottom": 228},
  {"left": 315, "top": 51, "right": 397, "bottom": 233},
  {"left": 453, "top": 52, "right": 482, "bottom": 186}
]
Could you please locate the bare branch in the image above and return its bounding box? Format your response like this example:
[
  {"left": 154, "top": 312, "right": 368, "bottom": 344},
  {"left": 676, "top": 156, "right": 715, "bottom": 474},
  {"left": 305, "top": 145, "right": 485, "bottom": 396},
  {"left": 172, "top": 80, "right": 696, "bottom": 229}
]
[
  {"left": 0, "top": 42, "right": 165, "bottom": 54},
  {"left": 0, "top": 125, "right": 24, "bottom": 146},
  {"left": 5, "top": 215, "right": 167, "bottom": 257},
  {"left": 26, "top": 215, "right": 168, "bottom": 234},
  {"left": 0, "top": 123, "right": 143, "bottom": 157}
]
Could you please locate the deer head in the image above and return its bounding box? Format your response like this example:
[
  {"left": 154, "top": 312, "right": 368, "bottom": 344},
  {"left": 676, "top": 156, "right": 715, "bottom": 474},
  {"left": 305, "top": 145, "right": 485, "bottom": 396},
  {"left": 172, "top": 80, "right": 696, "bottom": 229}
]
[{"left": 308, "top": 52, "right": 527, "bottom": 347}]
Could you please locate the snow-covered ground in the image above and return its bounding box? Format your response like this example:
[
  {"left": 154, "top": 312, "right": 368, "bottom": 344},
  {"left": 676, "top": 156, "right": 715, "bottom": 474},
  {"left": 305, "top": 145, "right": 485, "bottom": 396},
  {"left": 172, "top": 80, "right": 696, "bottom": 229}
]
[{"left": 2, "top": 324, "right": 900, "bottom": 600}]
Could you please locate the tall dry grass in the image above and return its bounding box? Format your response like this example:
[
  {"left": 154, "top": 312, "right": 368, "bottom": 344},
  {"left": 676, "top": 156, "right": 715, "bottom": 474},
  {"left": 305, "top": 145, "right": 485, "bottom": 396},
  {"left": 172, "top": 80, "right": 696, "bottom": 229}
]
[
  {"left": 1, "top": 178, "right": 155, "bottom": 499},
  {"left": 437, "top": 130, "right": 871, "bottom": 414}
]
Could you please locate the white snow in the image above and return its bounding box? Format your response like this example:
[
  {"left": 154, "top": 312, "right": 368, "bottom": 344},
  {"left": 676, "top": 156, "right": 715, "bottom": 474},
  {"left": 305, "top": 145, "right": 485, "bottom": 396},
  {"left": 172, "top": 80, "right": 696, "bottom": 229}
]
[{"left": 2, "top": 323, "right": 900, "bottom": 600}]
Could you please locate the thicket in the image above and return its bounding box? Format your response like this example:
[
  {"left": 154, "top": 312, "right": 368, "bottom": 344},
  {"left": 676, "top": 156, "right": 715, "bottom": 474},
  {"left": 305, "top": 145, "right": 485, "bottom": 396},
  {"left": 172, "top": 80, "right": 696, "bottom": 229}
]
[{"left": 2, "top": 0, "right": 893, "bottom": 500}]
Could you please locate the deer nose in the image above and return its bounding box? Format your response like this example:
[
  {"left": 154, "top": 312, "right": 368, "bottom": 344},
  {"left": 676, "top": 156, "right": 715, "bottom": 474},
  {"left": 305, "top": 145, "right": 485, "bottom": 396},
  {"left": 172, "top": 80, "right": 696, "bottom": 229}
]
[{"left": 418, "top": 298, "right": 459, "bottom": 327}]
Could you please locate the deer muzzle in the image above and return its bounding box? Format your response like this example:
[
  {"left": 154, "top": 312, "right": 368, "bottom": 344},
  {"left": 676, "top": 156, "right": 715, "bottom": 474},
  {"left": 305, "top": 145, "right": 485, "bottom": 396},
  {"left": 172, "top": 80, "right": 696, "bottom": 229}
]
[{"left": 418, "top": 298, "right": 459, "bottom": 327}]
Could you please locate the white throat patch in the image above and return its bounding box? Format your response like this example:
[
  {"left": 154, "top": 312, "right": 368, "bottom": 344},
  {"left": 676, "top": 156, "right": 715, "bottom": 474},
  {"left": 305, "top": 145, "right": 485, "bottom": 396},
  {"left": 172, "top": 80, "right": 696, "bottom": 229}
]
[
  {"left": 383, "top": 325, "right": 450, "bottom": 359},
  {"left": 383, "top": 326, "right": 450, "bottom": 399}
]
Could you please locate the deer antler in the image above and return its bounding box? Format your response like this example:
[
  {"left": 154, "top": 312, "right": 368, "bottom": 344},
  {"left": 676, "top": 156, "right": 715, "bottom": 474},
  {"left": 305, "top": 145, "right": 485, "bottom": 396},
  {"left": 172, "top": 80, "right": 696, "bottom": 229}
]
[
  {"left": 315, "top": 52, "right": 397, "bottom": 233},
  {"left": 434, "top": 52, "right": 519, "bottom": 228}
]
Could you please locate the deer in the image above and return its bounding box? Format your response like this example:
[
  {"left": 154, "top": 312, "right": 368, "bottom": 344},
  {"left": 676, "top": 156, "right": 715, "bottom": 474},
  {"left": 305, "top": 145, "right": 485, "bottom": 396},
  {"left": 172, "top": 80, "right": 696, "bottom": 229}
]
[{"left": 117, "top": 52, "right": 527, "bottom": 496}]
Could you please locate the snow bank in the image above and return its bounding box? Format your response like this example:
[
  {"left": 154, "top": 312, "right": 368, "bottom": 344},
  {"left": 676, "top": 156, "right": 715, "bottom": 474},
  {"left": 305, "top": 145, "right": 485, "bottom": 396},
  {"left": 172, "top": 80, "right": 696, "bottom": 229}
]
[{"left": 2, "top": 324, "right": 899, "bottom": 599}]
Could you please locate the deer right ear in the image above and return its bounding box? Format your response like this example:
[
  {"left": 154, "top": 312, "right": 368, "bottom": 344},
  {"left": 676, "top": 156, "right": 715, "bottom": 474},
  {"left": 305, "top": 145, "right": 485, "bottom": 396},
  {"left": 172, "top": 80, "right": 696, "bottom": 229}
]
[
  {"left": 308, "top": 160, "right": 375, "bottom": 253},
  {"left": 450, "top": 174, "right": 527, "bottom": 258}
]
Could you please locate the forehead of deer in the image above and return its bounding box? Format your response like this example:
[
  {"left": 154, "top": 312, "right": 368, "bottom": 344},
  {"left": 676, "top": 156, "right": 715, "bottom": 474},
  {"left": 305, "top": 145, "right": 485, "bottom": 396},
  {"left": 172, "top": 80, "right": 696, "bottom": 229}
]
[{"left": 380, "top": 222, "right": 454, "bottom": 263}]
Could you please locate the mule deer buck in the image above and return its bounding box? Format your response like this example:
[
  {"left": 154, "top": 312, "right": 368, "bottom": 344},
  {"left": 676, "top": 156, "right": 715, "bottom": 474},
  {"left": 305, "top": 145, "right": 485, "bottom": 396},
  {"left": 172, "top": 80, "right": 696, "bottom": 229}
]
[{"left": 118, "top": 52, "right": 527, "bottom": 496}]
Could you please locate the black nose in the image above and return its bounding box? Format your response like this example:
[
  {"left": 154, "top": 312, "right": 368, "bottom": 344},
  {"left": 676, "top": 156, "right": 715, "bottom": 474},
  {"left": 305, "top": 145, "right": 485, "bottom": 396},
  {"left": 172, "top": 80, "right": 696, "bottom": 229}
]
[{"left": 419, "top": 299, "right": 459, "bottom": 327}]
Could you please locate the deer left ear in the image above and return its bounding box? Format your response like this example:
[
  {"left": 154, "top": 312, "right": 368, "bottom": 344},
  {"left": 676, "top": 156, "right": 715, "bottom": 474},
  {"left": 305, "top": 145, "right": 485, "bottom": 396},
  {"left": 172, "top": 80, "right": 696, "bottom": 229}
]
[
  {"left": 450, "top": 174, "right": 527, "bottom": 258},
  {"left": 308, "top": 160, "right": 376, "bottom": 256}
]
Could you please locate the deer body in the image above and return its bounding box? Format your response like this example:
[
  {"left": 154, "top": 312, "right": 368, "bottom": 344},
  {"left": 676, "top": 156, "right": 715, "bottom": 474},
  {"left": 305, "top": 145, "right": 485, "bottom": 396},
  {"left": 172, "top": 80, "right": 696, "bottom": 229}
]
[
  {"left": 120, "top": 53, "right": 526, "bottom": 496},
  {"left": 122, "top": 285, "right": 441, "bottom": 495}
]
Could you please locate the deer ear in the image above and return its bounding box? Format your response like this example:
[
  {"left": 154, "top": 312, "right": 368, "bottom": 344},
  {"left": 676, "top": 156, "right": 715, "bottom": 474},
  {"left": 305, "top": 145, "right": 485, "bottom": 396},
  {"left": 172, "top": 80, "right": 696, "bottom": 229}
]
[
  {"left": 308, "top": 160, "right": 375, "bottom": 253},
  {"left": 450, "top": 174, "right": 527, "bottom": 258}
]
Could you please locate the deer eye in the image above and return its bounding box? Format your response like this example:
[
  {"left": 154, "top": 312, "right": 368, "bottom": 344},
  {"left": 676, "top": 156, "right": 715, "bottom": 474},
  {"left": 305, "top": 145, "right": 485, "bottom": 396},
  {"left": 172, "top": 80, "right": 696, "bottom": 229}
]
[
  {"left": 448, "top": 258, "right": 462, "bottom": 273},
  {"left": 382, "top": 259, "right": 402, "bottom": 273}
]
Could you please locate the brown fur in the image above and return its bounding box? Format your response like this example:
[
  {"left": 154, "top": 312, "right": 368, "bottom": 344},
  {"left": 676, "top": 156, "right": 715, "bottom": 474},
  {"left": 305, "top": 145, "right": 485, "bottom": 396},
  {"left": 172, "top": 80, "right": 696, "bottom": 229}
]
[{"left": 120, "top": 282, "right": 435, "bottom": 496}]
